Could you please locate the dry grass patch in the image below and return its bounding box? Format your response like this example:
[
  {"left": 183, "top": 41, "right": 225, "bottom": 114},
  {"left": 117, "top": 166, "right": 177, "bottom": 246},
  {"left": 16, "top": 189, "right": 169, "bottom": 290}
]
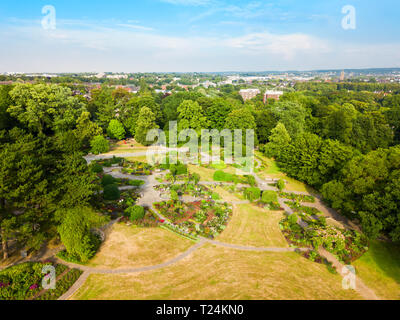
[
  {"left": 188, "top": 165, "right": 215, "bottom": 181},
  {"left": 214, "top": 186, "right": 242, "bottom": 202},
  {"left": 87, "top": 224, "right": 193, "bottom": 270},
  {"left": 217, "top": 204, "right": 288, "bottom": 248},
  {"left": 72, "top": 244, "right": 362, "bottom": 300}
]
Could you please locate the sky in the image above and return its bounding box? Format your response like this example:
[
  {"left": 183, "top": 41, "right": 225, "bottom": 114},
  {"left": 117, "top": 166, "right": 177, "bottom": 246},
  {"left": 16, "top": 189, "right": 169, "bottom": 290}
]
[{"left": 0, "top": 0, "right": 399, "bottom": 72}]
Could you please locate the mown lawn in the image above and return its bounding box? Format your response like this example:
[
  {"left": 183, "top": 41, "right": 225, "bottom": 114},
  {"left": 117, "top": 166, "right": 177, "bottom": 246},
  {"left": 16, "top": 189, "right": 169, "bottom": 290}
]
[
  {"left": 87, "top": 224, "right": 193, "bottom": 270},
  {"left": 353, "top": 240, "right": 400, "bottom": 300},
  {"left": 72, "top": 244, "right": 362, "bottom": 300},
  {"left": 217, "top": 204, "right": 288, "bottom": 248}
]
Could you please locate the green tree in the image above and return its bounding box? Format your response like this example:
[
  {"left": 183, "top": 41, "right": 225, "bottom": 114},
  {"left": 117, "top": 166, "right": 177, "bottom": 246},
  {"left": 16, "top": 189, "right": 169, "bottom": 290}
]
[
  {"left": 107, "top": 119, "right": 126, "bottom": 140},
  {"left": 8, "top": 83, "right": 85, "bottom": 134},
  {"left": 264, "top": 122, "right": 291, "bottom": 158},
  {"left": 135, "top": 107, "right": 159, "bottom": 146},
  {"left": 74, "top": 111, "right": 102, "bottom": 148},
  {"left": 57, "top": 207, "right": 106, "bottom": 262},
  {"left": 90, "top": 135, "right": 110, "bottom": 155},
  {"left": 177, "top": 100, "right": 208, "bottom": 134}
]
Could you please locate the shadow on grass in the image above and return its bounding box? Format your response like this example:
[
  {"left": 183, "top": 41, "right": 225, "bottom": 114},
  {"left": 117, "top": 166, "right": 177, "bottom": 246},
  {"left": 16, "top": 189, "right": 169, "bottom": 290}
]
[{"left": 363, "top": 240, "right": 400, "bottom": 285}]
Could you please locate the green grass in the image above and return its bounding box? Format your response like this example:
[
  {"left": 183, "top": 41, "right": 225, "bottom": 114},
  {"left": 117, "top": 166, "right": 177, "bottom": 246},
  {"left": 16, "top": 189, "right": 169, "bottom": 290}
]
[{"left": 353, "top": 240, "right": 400, "bottom": 300}]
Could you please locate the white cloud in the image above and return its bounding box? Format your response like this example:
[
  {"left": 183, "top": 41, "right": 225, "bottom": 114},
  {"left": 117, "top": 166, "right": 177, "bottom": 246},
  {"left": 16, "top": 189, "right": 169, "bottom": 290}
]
[
  {"left": 117, "top": 24, "right": 154, "bottom": 31},
  {"left": 160, "top": 0, "right": 211, "bottom": 6},
  {"left": 1, "top": 19, "right": 399, "bottom": 72}
]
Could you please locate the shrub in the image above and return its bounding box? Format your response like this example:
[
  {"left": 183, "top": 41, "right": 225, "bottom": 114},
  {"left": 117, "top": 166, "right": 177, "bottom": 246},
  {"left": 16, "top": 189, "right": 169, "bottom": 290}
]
[
  {"left": 90, "top": 135, "right": 109, "bottom": 155},
  {"left": 125, "top": 205, "right": 145, "bottom": 221},
  {"left": 129, "top": 180, "right": 145, "bottom": 187},
  {"left": 213, "top": 170, "right": 237, "bottom": 183},
  {"left": 277, "top": 179, "right": 286, "bottom": 191},
  {"left": 244, "top": 187, "right": 261, "bottom": 202},
  {"left": 191, "top": 173, "right": 201, "bottom": 184},
  {"left": 211, "top": 193, "right": 221, "bottom": 200},
  {"left": 287, "top": 213, "right": 298, "bottom": 226},
  {"left": 261, "top": 190, "right": 278, "bottom": 204},
  {"left": 170, "top": 163, "right": 187, "bottom": 176},
  {"left": 91, "top": 163, "right": 103, "bottom": 173},
  {"left": 245, "top": 175, "right": 256, "bottom": 186},
  {"left": 170, "top": 190, "right": 179, "bottom": 201},
  {"left": 103, "top": 184, "right": 120, "bottom": 200},
  {"left": 101, "top": 174, "right": 116, "bottom": 187}
]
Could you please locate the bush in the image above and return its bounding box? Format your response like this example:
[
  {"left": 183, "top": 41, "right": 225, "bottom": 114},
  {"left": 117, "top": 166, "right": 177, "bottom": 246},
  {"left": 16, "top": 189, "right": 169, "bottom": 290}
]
[
  {"left": 170, "top": 163, "right": 187, "bottom": 176},
  {"left": 103, "top": 184, "right": 120, "bottom": 200},
  {"left": 125, "top": 205, "right": 145, "bottom": 222},
  {"left": 244, "top": 187, "right": 261, "bottom": 202},
  {"left": 101, "top": 174, "right": 116, "bottom": 187},
  {"left": 213, "top": 170, "right": 238, "bottom": 183},
  {"left": 245, "top": 175, "right": 256, "bottom": 186},
  {"left": 90, "top": 135, "right": 109, "bottom": 155},
  {"left": 277, "top": 179, "right": 286, "bottom": 191},
  {"left": 91, "top": 163, "right": 103, "bottom": 174},
  {"left": 261, "top": 190, "right": 278, "bottom": 204},
  {"left": 211, "top": 193, "right": 221, "bottom": 200},
  {"left": 129, "top": 180, "right": 145, "bottom": 187},
  {"left": 170, "top": 190, "right": 179, "bottom": 201},
  {"left": 287, "top": 213, "right": 298, "bottom": 226}
]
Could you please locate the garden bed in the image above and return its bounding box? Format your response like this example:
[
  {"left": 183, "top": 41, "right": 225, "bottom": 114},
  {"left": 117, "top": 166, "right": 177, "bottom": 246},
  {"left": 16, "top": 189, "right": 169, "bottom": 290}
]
[
  {"left": 280, "top": 215, "right": 369, "bottom": 264},
  {"left": 279, "top": 192, "right": 316, "bottom": 203},
  {"left": 120, "top": 208, "right": 162, "bottom": 228},
  {"left": 154, "top": 200, "right": 232, "bottom": 239},
  {"left": 0, "top": 261, "right": 82, "bottom": 300},
  {"left": 92, "top": 189, "right": 142, "bottom": 218}
]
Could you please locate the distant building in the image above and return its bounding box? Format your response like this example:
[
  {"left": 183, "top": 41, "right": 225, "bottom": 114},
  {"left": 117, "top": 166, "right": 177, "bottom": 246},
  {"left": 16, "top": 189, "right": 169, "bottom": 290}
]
[
  {"left": 239, "top": 88, "right": 260, "bottom": 101},
  {"left": 263, "top": 90, "right": 283, "bottom": 103},
  {"left": 340, "top": 71, "right": 345, "bottom": 81}
]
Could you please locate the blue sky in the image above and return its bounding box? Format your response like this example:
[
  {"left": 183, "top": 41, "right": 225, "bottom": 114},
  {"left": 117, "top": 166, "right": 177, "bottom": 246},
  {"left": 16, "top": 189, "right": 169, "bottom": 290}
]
[{"left": 0, "top": 0, "right": 399, "bottom": 72}]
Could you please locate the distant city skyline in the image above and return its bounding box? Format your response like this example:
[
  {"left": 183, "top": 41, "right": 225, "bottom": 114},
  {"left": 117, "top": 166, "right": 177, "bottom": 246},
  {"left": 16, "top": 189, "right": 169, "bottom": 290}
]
[{"left": 1, "top": 0, "right": 400, "bottom": 72}]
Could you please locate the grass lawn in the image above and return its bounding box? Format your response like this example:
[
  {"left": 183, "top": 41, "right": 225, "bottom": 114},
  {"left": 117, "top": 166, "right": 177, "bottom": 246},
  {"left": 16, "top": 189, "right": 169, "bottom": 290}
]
[
  {"left": 86, "top": 224, "right": 193, "bottom": 270},
  {"left": 125, "top": 156, "right": 151, "bottom": 163},
  {"left": 214, "top": 186, "right": 242, "bottom": 202},
  {"left": 188, "top": 164, "right": 216, "bottom": 181},
  {"left": 353, "top": 240, "right": 400, "bottom": 300},
  {"left": 217, "top": 204, "right": 288, "bottom": 248},
  {"left": 255, "top": 153, "right": 313, "bottom": 193},
  {"left": 72, "top": 244, "right": 362, "bottom": 300}
]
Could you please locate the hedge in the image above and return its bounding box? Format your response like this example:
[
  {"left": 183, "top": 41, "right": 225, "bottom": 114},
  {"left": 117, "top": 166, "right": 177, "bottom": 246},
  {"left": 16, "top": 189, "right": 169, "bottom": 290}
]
[
  {"left": 261, "top": 190, "right": 278, "bottom": 204},
  {"left": 101, "top": 174, "right": 116, "bottom": 187},
  {"left": 103, "top": 184, "right": 120, "bottom": 200},
  {"left": 244, "top": 187, "right": 261, "bottom": 202}
]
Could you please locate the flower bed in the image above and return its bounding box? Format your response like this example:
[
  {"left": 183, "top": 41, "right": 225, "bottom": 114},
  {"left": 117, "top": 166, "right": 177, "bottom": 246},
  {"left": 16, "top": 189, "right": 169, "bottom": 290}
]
[
  {"left": 121, "top": 160, "right": 155, "bottom": 176},
  {"left": 35, "top": 269, "right": 83, "bottom": 300},
  {"left": 92, "top": 189, "right": 142, "bottom": 217},
  {"left": 154, "top": 183, "right": 214, "bottom": 199},
  {"left": 0, "top": 262, "right": 79, "bottom": 300},
  {"left": 280, "top": 215, "right": 369, "bottom": 264},
  {"left": 279, "top": 192, "right": 316, "bottom": 203},
  {"left": 284, "top": 201, "right": 322, "bottom": 220},
  {"left": 121, "top": 208, "right": 162, "bottom": 228},
  {"left": 154, "top": 200, "right": 232, "bottom": 239}
]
